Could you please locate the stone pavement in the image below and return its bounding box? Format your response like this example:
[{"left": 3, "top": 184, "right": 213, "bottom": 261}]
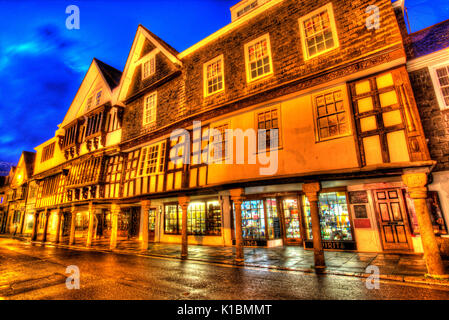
[{"left": 3, "top": 234, "right": 449, "bottom": 286}]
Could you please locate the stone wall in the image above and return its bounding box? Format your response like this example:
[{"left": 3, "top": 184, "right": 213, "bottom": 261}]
[{"left": 409, "top": 68, "right": 449, "bottom": 171}]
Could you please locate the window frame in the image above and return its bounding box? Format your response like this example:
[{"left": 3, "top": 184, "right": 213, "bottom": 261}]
[
  {"left": 142, "top": 91, "right": 157, "bottom": 126},
  {"left": 210, "top": 121, "right": 231, "bottom": 162},
  {"left": 298, "top": 2, "right": 340, "bottom": 61},
  {"left": 137, "top": 140, "right": 167, "bottom": 177},
  {"left": 255, "top": 105, "right": 282, "bottom": 152},
  {"left": 244, "top": 33, "right": 274, "bottom": 83},
  {"left": 312, "top": 85, "right": 352, "bottom": 142},
  {"left": 203, "top": 55, "right": 225, "bottom": 97},
  {"left": 141, "top": 54, "right": 156, "bottom": 80},
  {"left": 429, "top": 62, "right": 449, "bottom": 110}
]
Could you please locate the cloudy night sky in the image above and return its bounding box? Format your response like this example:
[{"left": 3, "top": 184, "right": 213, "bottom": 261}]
[{"left": 0, "top": 0, "right": 448, "bottom": 166}]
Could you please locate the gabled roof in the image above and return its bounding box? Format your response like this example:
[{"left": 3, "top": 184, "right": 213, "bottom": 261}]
[
  {"left": 22, "top": 151, "right": 36, "bottom": 179},
  {"left": 117, "top": 25, "right": 182, "bottom": 101},
  {"left": 94, "top": 58, "right": 122, "bottom": 90},
  {"left": 139, "top": 25, "right": 180, "bottom": 58},
  {"left": 409, "top": 19, "right": 449, "bottom": 59},
  {"left": 60, "top": 58, "right": 122, "bottom": 128}
]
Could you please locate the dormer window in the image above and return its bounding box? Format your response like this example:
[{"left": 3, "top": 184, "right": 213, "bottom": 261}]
[
  {"left": 142, "top": 55, "right": 156, "bottom": 79},
  {"left": 237, "top": 0, "right": 258, "bottom": 18}
]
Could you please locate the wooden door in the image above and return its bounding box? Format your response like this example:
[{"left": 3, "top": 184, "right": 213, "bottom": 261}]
[{"left": 374, "top": 189, "right": 412, "bottom": 251}]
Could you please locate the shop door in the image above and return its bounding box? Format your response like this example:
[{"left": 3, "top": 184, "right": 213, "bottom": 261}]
[
  {"left": 281, "top": 198, "right": 302, "bottom": 244},
  {"left": 148, "top": 208, "right": 156, "bottom": 242},
  {"left": 128, "top": 207, "right": 140, "bottom": 238},
  {"left": 374, "top": 189, "right": 412, "bottom": 251}
]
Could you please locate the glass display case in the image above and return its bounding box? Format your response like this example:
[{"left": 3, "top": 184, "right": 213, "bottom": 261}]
[
  {"left": 303, "top": 192, "right": 353, "bottom": 242},
  {"left": 283, "top": 199, "right": 301, "bottom": 239}
]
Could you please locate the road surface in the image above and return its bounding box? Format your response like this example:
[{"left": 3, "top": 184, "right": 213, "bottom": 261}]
[{"left": 1, "top": 237, "right": 449, "bottom": 300}]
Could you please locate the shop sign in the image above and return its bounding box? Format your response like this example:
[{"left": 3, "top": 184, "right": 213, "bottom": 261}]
[
  {"left": 353, "top": 204, "right": 368, "bottom": 218},
  {"left": 305, "top": 240, "right": 357, "bottom": 250},
  {"left": 349, "top": 191, "right": 368, "bottom": 204},
  {"left": 242, "top": 240, "right": 267, "bottom": 247}
]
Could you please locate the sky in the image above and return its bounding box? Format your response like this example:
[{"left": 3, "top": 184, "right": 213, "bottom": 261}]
[{"left": 0, "top": 0, "right": 448, "bottom": 165}]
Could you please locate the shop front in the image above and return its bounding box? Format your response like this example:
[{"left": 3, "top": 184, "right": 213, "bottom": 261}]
[
  {"left": 235, "top": 197, "right": 283, "bottom": 247},
  {"left": 161, "top": 199, "right": 224, "bottom": 245},
  {"left": 303, "top": 190, "right": 356, "bottom": 251},
  {"left": 22, "top": 212, "right": 35, "bottom": 236},
  {"left": 75, "top": 211, "right": 89, "bottom": 239}
]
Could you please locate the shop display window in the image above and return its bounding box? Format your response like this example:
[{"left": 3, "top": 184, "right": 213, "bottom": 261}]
[
  {"left": 241, "top": 200, "right": 266, "bottom": 240},
  {"left": 206, "top": 201, "right": 222, "bottom": 236},
  {"left": 303, "top": 192, "right": 352, "bottom": 241},
  {"left": 266, "top": 198, "right": 281, "bottom": 240},
  {"left": 75, "top": 212, "right": 89, "bottom": 232},
  {"left": 283, "top": 199, "right": 301, "bottom": 239},
  {"left": 164, "top": 204, "right": 182, "bottom": 234},
  {"left": 188, "top": 202, "right": 206, "bottom": 235},
  {"left": 164, "top": 201, "right": 222, "bottom": 236}
]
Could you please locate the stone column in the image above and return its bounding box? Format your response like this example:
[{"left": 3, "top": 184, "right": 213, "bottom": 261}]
[
  {"left": 42, "top": 208, "right": 50, "bottom": 242},
  {"left": 110, "top": 203, "right": 120, "bottom": 250},
  {"left": 31, "top": 212, "right": 39, "bottom": 241},
  {"left": 178, "top": 196, "right": 190, "bottom": 259},
  {"left": 69, "top": 205, "right": 76, "bottom": 245},
  {"left": 303, "top": 182, "right": 325, "bottom": 269},
  {"left": 86, "top": 201, "right": 95, "bottom": 247},
  {"left": 402, "top": 173, "right": 447, "bottom": 277},
  {"left": 141, "top": 200, "right": 151, "bottom": 250},
  {"left": 55, "top": 208, "right": 62, "bottom": 244},
  {"left": 219, "top": 193, "right": 232, "bottom": 246},
  {"left": 230, "top": 188, "right": 245, "bottom": 263}
]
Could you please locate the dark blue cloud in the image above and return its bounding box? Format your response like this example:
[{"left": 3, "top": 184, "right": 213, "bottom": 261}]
[{"left": 0, "top": 23, "right": 87, "bottom": 163}]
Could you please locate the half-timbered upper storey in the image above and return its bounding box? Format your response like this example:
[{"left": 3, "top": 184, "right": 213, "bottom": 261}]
[{"left": 32, "top": 59, "right": 123, "bottom": 209}]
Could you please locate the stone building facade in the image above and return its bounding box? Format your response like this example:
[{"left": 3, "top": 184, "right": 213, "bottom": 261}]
[{"left": 1, "top": 0, "right": 447, "bottom": 274}]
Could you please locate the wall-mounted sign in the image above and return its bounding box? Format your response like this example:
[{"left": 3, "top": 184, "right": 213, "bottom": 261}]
[
  {"left": 354, "top": 218, "right": 371, "bottom": 229},
  {"left": 353, "top": 204, "right": 368, "bottom": 219},
  {"left": 349, "top": 191, "right": 368, "bottom": 204}
]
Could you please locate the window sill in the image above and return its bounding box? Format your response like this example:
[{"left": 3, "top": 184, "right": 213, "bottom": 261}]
[
  {"left": 247, "top": 71, "right": 274, "bottom": 84},
  {"left": 315, "top": 132, "right": 352, "bottom": 143}
]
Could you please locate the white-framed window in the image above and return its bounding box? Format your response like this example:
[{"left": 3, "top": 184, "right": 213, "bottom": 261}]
[
  {"left": 143, "top": 92, "right": 157, "bottom": 126},
  {"left": 298, "top": 3, "right": 339, "bottom": 60},
  {"left": 138, "top": 141, "right": 167, "bottom": 177},
  {"left": 244, "top": 33, "right": 274, "bottom": 83},
  {"left": 430, "top": 64, "right": 449, "bottom": 110},
  {"left": 142, "top": 55, "right": 156, "bottom": 80},
  {"left": 203, "top": 55, "right": 225, "bottom": 97}
]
